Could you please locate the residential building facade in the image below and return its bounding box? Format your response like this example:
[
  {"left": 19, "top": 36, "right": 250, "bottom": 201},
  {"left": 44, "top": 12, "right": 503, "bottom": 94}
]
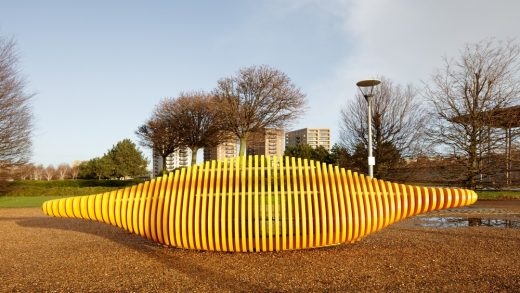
[
  {"left": 203, "top": 138, "right": 238, "bottom": 161},
  {"left": 152, "top": 147, "right": 192, "bottom": 176},
  {"left": 285, "top": 128, "right": 331, "bottom": 150},
  {"left": 247, "top": 128, "right": 285, "bottom": 156}
]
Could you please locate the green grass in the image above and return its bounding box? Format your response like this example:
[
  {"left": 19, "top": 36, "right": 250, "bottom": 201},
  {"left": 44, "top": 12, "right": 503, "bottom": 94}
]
[
  {"left": 0, "top": 179, "right": 146, "bottom": 208},
  {"left": 476, "top": 190, "right": 520, "bottom": 200},
  {"left": 0, "top": 196, "right": 69, "bottom": 208},
  {"left": 1, "top": 179, "right": 144, "bottom": 197}
]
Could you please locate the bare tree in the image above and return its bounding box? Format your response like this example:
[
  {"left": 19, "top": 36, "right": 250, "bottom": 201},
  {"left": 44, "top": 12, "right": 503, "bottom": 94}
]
[
  {"left": 18, "top": 163, "right": 33, "bottom": 180},
  {"left": 44, "top": 165, "right": 55, "bottom": 181},
  {"left": 136, "top": 99, "right": 181, "bottom": 173},
  {"left": 215, "top": 65, "right": 307, "bottom": 156},
  {"left": 56, "top": 163, "right": 70, "bottom": 180},
  {"left": 340, "top": 77, "right": 426, "bottom": 178},
  {"left": 70, "top": 160, "right": 81, "bottom": 179},
  {"left": 425, "top": 39, "right": 520, "bottom": 188},
  {"left": 31, "top": 164, "right": 42, "bottom": 180},
  {"left": 169, "top": 91, "right": 227, "bottom": 165},
  {"left": 0, "top": 36, "right": 32, "bottom": 170}
]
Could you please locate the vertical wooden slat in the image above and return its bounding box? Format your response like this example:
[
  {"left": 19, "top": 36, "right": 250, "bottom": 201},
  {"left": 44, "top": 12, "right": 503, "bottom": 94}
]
[
  {"left": 260, "top": 155, "right": 267, "bottom": 252},
  {"left": 267, "top": 156, "right": 274, "bottom": 251},
  {"left": 285, "top": 157, "right": 293, "bottom": 250},
  {"left": 193, "top": 165, "right": 204, "bottom": 250},
  {"left": 200, "top": 161, "right": 210, "bottom": 250},
  {"left": 334, "top": 166, "right": 347, "bottom": 244},
  {"left": 174, "top": 168, "right": 186, "bottom": 247},
  {"left": 328, "top": 165, "right": 340, "bottom": 244},
  {"left": 162, "top": 172, "right": 174, "bottom": 246},
  {"left": 234, "top": 157, "right": 242, "bottom": 251},
  {"left": 316, "top": 162, "right": 327, "bottom": 246},
  {"left": 221, "top": 158, "right": 229, "bottom": 251},
  {"left": 115, "top": 188, "right": 124, "bottom": 228},
  {"left": 352, "top": 173, "right": 365, "bottom": 240},
  {"left": 291, "top": 157, "right": 300, "bottom": 249},
  {"left": 340, "top": 169, "right": 353, "bottom": 243},
  {"left": 247, "top": 155, "right": 254, "bottom": 252},
  {"left": 310, "top": 160, "right": 321, "bottom": 246},
  {"left": 214, "top": 160, "right": 222, "bottom": 251},
  {"left": 150, "top": 176, "right": 163, "bottom": 242},
  {"left": 373, "top": 180, "right": 384, "bottom": 229},
  {"left": 185, "top": 166, "right": 197, "bottom": 249},
  {"left": 227, "top": 158, "right": 235, "bottom": 251},
  {"left": 127, "top": 185, "right": 138, "bottom": 233},
  {"left": 240, "top": 156, "right": 247, "bottom": 252},
  {"left": 273, "top": 157, "right": 281, "bottom": 251},
  {"left": 168, "top": 170, "right": 181, "bottom": 248},
  {"left": 254, "top": 155, "right": 260, "bottom": 251},
  {"left": 279, "top": 157, "right": 287, "bottom": 250},
  {"left": 142, "top": 181, "right": 153, "bottom": 237},
  {"left": 304, "top": 159, "right": 314, "bottom": 248},
  {"left": 358, "top": 175, "right": 372, "bottom": 237},
  {"left": 207, "top": 161, "right": 216, "bottom": 251},
  {"left": 298, "top": 158, "right": 308, "bottom": 249},
  {"left": 155, "top": 174, "right": 168, "bottom": 244},
  {"left": 321, "top": 163, "right": 334, "bottom": 245}
]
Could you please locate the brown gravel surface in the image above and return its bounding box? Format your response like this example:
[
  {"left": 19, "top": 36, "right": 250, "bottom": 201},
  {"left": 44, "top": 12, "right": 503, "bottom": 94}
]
[{"left": 1, "top": 200, "right": 519, "bottom": 292}]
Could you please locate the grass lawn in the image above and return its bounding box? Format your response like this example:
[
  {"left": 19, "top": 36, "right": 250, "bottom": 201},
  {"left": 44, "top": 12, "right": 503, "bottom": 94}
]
[
  {"left": 477, "top": 190, "right": 520, "bottom": 200},
  {"left": 0, "top": 196, "right": 69, "bottom": 208},
  {"left": 0, "top": 179, "right": 144, "bottom": 208}
]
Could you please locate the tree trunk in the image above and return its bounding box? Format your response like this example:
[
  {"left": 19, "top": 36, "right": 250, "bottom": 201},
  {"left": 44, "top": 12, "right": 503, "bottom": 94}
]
[
  {"left": 239, "top": 136, "right": 247, "bottom": 157},
  {"left": 162, "top": 155, "right": 167, "bottom": 175},
  {"left": 191, "top": 147, "right": 198, "bottom": 165}
]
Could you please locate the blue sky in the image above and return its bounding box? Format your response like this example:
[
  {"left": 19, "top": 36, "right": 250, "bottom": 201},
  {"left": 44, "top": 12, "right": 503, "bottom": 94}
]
[{"left": 1, "top": 0, "right": 519, "bottom": 167}]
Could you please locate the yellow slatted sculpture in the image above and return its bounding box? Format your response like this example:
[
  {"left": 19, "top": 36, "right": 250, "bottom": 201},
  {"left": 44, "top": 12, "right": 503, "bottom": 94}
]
[{"left": 42, "top": 156, "right": 477, "bottom": 252}]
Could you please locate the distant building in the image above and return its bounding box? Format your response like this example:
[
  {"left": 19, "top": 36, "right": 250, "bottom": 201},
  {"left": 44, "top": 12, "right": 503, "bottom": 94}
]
[
  {"left": 285, "top": 128, "right": 331, "bottom": 150},
  {"left": 204, "top": 138, "right": 238, "bottom": 161},
  {"left": 153, "top": 147, "right": 192, "bottom": 176},
  {"left": 247, "top": 128, "right": 285, "bottom": 157}
]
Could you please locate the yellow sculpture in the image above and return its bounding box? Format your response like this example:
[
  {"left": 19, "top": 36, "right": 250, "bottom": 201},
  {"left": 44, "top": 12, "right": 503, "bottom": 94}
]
[{"left": 42, "top": 156, "right": 477, "bottom": 252}]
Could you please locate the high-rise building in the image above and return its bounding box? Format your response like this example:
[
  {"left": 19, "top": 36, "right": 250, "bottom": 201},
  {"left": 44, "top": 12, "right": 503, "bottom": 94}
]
[
  {"left": 203, "top": 138, "right": 238, "bottom": 161},
  {"left": 153, "top": 147, "right": 192, "bottom": 176},
  {"left": 247, "top": 128, "right": 284, "bottom": 156},
  {"left": 285, "top": 128, "right": 331, "bottom": 150}
]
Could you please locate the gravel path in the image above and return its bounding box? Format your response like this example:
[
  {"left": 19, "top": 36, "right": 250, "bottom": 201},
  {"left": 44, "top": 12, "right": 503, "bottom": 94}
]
[{"left": 1, "top": 200, "right": 519, "bottom": 292}]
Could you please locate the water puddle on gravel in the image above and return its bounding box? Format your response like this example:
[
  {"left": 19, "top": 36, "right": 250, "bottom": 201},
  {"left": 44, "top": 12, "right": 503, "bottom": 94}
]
[{"left": 416, "top": 217, "right": 520, "bottom": 229}]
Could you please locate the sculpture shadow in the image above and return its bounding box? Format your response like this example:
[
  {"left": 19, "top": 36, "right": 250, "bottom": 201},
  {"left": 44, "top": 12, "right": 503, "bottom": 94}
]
[{"left": 15, "top": 215, "right": 268, "bottom": 292}]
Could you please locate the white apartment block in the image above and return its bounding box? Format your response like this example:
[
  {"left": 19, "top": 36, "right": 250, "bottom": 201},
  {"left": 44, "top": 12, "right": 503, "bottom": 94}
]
[
  {"left": 153, "top": 147, "right": 192, "bottom": 176},
  {"left": 285, "top": 128, "right": 331, "bottom": 150},
  {"left": 247, "top": 128, "right": 285, "bottom": 157},
  {"left": 203, "top": 138, "right": 238, "bottom": 161}
]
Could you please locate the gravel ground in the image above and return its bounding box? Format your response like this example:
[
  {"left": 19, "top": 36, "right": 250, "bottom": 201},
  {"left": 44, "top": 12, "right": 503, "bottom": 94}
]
[{"left": 1, "top": 200, "right": 519, "bottom": 292}]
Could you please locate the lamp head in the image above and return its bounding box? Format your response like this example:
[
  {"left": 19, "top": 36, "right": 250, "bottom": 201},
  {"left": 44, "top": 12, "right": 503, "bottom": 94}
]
[{"left": 356, "top": 79, "right": 381, "bottom": 99}]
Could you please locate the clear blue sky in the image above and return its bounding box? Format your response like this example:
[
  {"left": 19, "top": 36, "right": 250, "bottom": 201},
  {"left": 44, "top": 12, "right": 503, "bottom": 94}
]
[{"left": 1, "top": 0, "right": 519, "bottom": 167}]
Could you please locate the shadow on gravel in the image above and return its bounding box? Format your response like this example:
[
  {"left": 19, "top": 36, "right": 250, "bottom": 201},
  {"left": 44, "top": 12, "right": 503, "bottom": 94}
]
[{"left": 15, "top": 216, "right": 268, "bottom": 292}]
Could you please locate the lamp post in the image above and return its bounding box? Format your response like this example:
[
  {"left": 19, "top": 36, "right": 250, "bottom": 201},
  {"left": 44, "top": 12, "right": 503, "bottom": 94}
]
[{"left": 356, "top": 79, "right": 381, "bottom": 178}]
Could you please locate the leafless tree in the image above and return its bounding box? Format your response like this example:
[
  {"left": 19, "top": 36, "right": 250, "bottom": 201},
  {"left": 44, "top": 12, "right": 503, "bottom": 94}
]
[
  {"left": 340, "top": 77, "right": 426, "bottom": 177},
  {"left": 425, "top": 39, "right": 520, "bottom": 188},
  {"left": 32, "top": 164, "right": 43, "bottom": 180},
  {"left": 56, "top": 163, "right": 70, "bottom": 180},
  {"left": 17, "top": 163, "right": 33, "bottom": 180},
  {"left": 215, "top": 65, "right": 306, "bottom": 156},
  {"left": 136, "top": 99, "right": 182, "bottom": 173},
  {"left": 70, "top": 160, "right": 81, "bottom": 179},
  {"left": 169, "top": 91, "right": 227, "bottom": 165},
  {"left": 0, "top": 36, "right": 33, "bottom": 170},
  {"left": 44, "top": 165, "right": 55, "bottom": 181}
]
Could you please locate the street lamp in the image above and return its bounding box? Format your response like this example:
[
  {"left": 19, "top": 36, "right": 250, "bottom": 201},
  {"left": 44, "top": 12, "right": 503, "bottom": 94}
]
[{"left": 356, "top": 79, "right": 381, "bottom": 178}]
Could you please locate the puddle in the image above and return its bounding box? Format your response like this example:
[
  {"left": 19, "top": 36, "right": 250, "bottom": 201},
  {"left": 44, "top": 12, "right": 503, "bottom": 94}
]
[{"left": 416, "top": 217, "right": 520, "bottom": 229}]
